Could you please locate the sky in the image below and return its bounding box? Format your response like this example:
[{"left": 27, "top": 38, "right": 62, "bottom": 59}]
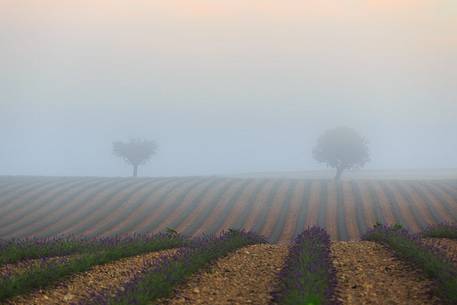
[{"left": 1, "top": 1, "right": 457, "bottom": 177}]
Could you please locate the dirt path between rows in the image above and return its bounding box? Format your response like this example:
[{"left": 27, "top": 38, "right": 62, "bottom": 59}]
[
  {"left": 5, "top": 248, "right": 179, "bottom": 305},
  {"left": 159, "top": 244, "right": 288, "bottom": 305},
  {"left": 331, "top": 241, "right": 443, "bottom": 305}
]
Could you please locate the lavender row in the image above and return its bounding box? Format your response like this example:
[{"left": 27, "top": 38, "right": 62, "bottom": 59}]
[
  {"left": 0, "top": 232, "right": 186, "bottom": 302},
  {"left": 80, "top": 229, "right": 266, "bottom": 305},
  {"left": 272, "top": 226, "right": 340, "bottom": 305},
  {"left": 421, "top": 222, "right": 457, "bottom": 239},
  {"left": 363, "top": 225, "right": 457, "bottom": 304},
  {"left": 0, "top": 255, "right": 74, "bottom": 279},
  {"left": 0, "top": 231, "right": 186, "bottom": 266}
]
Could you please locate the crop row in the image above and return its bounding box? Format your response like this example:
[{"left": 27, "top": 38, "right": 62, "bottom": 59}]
[
  {"left": 0, "top": 232, "right": 185, "bottom": 301},
  {"left": 0, "top": 229, "right": 267, "bottom": 304},
  {"left": 273, "top": 227, "right": 339, "bottom": 305},
  {"left": 85, "top": 230, "right": 266, "bottom": 305},
  {"left": 273, "top": 222, "right": 457, "bottom": 304},
  {"left": 363, "top": 223, "right": 457, "bottom": 304},
  {"left": 1, "top": 177, "right": 457, "bottom": 242},
  {"left": 1, "top": 223, "right": 457, "bottom": 304},
  {"left": 0, "top": 232, "right": 187, "bottom": 266}
]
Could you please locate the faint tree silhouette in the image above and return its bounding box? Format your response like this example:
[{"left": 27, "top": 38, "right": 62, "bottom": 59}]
[
  {"left": 313, "top": 127, "right": 369, "bottom": 180},
  {"left": 113, "top": 138, "right": 158, "bottom": 177}
]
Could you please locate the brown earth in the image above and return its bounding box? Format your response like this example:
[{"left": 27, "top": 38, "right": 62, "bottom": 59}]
[
  {"left": 158, "top": 244, "right": 288, "bottom": 305},
  {"left": 3, "top": 177, "right": 457, "bottom": 242},
  {"left": 2, "top": 239, "right": 455, "bottom": 305},
  {"left": 331, "top": 241, "right": 443, "bottom": 305},
  {"left": 6, "top": 249, "right": 179, "bottom": 305}
]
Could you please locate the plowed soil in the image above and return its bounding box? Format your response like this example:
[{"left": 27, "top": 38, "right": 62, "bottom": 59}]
[
  {"left": 331, "top": 241, "right": 443, "bottom": 305},
  {"left": 159, "top": 244, "right": 288, "bottom": 305},
  {"left": 2, "top": 239, "right": 455, "bottom": 304}
]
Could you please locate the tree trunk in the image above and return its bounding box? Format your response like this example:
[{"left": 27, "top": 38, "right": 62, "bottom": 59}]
[
  {"left": 133, "top": 165, "right": 138, "bottom": 177},
  {"left": 335, "top": 167, "right": 344, "bottom": 181}
]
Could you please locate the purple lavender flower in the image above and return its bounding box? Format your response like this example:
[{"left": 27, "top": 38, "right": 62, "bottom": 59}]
[{"left": 272, "top": 226, "right": 341, "bottom": 305}]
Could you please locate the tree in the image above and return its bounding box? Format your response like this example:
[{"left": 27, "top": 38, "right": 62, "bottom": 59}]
[
  {"left": 313, "top": 127, "right": 369, "bottom": 180},
  {"left": 113, "top": 139, "right": 158, "bottom": 177}
]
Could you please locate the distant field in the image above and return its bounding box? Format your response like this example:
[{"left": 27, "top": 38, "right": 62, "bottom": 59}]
[
  {"left": 0, "top": 176, "right": 456, "bottom": 242},
  {"left": 230, "top": 169, "right": 457, "bottom": 180}
]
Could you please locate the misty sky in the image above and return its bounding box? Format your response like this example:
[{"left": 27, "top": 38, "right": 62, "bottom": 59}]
[{"left": 1, "top": 1, "right": 457, "bottom": 177}]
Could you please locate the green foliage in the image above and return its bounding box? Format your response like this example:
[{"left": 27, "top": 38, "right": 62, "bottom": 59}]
[
  {"left": 363, "top": 225, "right": 457, "bottom": 304},
  {"left": 273, "top": 227, "right": 339, "bottom": 305},
  {"left": 373, "top": 221, "right": 383, "bottom": 228},
  {"left": 0, "top": 239, "right": 90, "bottom": 266},
  {"left": 165, "top": 227, "right": 179, "bottom": 237},
  {"left": 313, "top": 127, "right": 370, "bottom": 179},
  {"left": 102, "top": 230, "right": 266, "bottom": 305},
  {"left": 0, "top": 235, "right": 184, "bottom": 302},
  {"left": 372, "top": 222, "right": 402, "bottom": 231},
  {"left": 392, "top": 223, "right": 403, "bottom": 230},
  {"left": 113, "top": 139, "right": 158, "bottom": 166},
  {"left": 422, "top": 223, "right": 457, "bottom": 239}
]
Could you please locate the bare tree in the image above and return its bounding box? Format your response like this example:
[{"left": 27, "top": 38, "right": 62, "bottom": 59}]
[
  {"left": 113, "top": 139, "right": 158, "bottom": 177},
  {"left": 313, "top": 127, "right": 370, "bottom": 180}
]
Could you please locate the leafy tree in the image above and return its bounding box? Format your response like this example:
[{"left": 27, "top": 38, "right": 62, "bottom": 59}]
[
  {"left": 113, "top": 138, "right": 158, "bottom": 177},
  {"left": 313, "top": 127, "right": 369, "bottom": 180}
]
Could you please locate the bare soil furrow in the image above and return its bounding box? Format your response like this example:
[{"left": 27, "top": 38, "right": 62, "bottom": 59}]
[
  {"left": 214, "top": 179, "right": 260, "bottom": 234},
  {"left": 159, "top": 244, "right": 288, "bottom": 305},
  {"left": 190, "top": 180, "right": 244, "bottom": 237},
  {"left": 241, "top": 180, "right": 276, "bottom": 233},
  {"left": 342, "top": 181, "right": 361, "bottom": 240},
  {"left": 278, "top": 180, "right": 305, "bottom": 242},
  {"left": 305, "top": 181, "right": 321, "bottom": 227},
  {"left": 331, "top": 241, "right": 442, "bottom": 305}
]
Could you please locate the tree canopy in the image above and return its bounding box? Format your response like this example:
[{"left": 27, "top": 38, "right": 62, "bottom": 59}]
[
  {"left": 113, "top": 139, "right": 158, "bottom": 177},
  {"left": 313, "top": 127, "right": 370, "bottom": 180}
]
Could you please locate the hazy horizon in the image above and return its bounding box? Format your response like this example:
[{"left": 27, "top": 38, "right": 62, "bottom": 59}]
[{"left": 2, "top": 1, "right": 457, "bottom": 177}]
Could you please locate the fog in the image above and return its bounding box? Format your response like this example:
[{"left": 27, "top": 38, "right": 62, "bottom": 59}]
[{"left": 1, "top": 1, "right": 457, "bottom": 177}]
